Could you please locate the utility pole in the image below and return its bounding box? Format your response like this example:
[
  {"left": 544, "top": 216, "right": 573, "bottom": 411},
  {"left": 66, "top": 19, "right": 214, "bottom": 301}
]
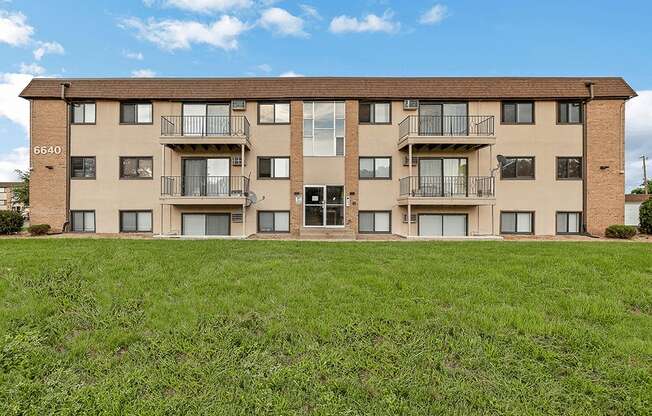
[{"left": 642, "top": 155, "right": 649, "bottom": 195}]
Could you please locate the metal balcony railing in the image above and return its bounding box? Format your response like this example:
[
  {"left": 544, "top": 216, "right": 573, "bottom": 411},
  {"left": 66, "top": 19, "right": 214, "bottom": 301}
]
[
  {"left": 161, "top": 176, "right": 249, "bottom": 197},
  {"left": 399, "top": 176, "right": 495, "bottom": 198},
  {"left": 160, "top": 115, "right": 250, "bottom": 138},
  {"left": 398, "top": 115, "right": 495, "bottom": 140}
]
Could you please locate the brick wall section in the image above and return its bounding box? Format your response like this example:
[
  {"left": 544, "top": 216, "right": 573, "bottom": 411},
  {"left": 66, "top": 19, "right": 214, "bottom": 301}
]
[
  {"left": 585, "top": 99, "right": 626, "bottom": 235},
  {"left": 289, "top": 100, "right": 303, "bottom": 237},
  {"left": 345, "top": 100, "right": 359, "bottom": 235},
  {"left": 30, "top": 99, "right": 68, "bottom": 231}
]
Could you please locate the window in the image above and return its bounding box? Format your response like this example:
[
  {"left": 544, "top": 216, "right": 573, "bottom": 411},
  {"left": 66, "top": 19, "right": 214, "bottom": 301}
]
[
  {"left": 258, "top": 211, "right": 290, "bottom": 233},
  {"left": 120, "top": 157, "right": 153, "bottom": 179},
  {"left": 71, "top": 211, "right": 95, "bottom": 232},
  {"left": 71, "top": 157, "right": 96, "bottom": 179},
  {"left": 120, "top": 211, "right": 152, "bottom": 232},
  {"left": 359, "top": 157, "right": 391, "bottom": 179},
  {"left": 120, "top": 103, "right": 152, "bottom": 124},
  {"left": 500, "top": 212, "right": 534, "bottom": 234},
  {"left": 257, "top": 157, "right": 290, "bottom": 179},
  {"left": 258, "top": 102, "right": 290, "bottom": 124},
  {"left": 501, "top": 102, "right": 534, "bottom": 124},
  {"left": 71, "top": 103, "right": 96, "bottom": 124},
  {"left": 418, "top": 214, "right": 467, "bottom": 236},
  {"left": 304, "top": 185, "right": 344, "bottom": 227},
  {"left": 557, "top": 212, "right": 581, "bottom": 234},
  {"left": 558, "top": 101, "right": 582, "bottom": 124},
  {"left": 557, "top": 157, "right": 582, "bottom": 180},
  {"left": 359, "top": 211, "right": 391, "bottom": 233},
  {"left": 500, "top": 157, "right": 535, "bottom": 180},
  {"left": 359, "top": 102, "right": 391, "bottom": 124},
  {"left": 303, "top": 102, "right": 345, "bottom": 156}
]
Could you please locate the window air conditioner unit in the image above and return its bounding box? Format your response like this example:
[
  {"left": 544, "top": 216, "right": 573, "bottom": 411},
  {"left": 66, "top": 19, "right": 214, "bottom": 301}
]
[
  {"left": 402, "top": 214, "right": 417, "bottom": 224},
  {"left": 231, "top": 99, "right": 246, "bottom": 111},
  {"left": 402, "top": 155, "right": 418, "bottom": 166},
  {"left": 403, "top": 99, "right": 418, "bottom": 110}
]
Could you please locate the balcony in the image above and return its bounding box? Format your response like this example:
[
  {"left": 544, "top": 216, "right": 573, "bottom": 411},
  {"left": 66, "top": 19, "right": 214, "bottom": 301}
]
[
  {"left": 398, "top": 115, "right": 495, "bottom": 151},
  {"left": 160, "top": 176, "right": 250, "bottom": 205},
  {"left": 160, "top": 116, "right": 251, "bottom": 150},
  {"left": 398, "top": 176, "right": 495, "bottom": 205}
]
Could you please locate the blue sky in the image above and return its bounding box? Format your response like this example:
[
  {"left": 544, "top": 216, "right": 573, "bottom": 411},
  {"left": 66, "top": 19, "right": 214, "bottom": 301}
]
[{"left": 1, "top": 0, "right": 651, "bottom": 189}]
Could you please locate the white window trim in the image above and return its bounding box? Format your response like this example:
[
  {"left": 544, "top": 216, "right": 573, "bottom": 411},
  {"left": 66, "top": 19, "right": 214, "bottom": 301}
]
[
  {"left": 303, "top": 101, "right": 346, "bottom": 157},
  {"left": 303, "top": 184, "right": 346, "bottom": 228}
]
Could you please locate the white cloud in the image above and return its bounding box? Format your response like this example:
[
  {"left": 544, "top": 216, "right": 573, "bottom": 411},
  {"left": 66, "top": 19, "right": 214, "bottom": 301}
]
[
  {"left": 121, "top": 16, "right": 249, "bottom": 51},
  {"left": 0, "top": 147, "right": 29, "bottom": 181},
  {"left": 19, "top": 62, "right": 45, "bottom": 75},
  {"left": 259, "top": 7, "right": 307, "bottom": 37},
  {"left": 279, "top": 71, "right": 303, "bottom": 77},
  {"left": 33, "top": 41, "right": 64, "bottom": 60},
  {"left": 162, "top": 0, "right": 252, "bottom": 12},
  {"left": 420, "top": 4, "right": 447, "bottom": 25},
  {"left": 257, "top": 63, "right": 272, "bottom": 73},
  {"left": 299, "top": 4, "right": 320, "bottom": 20},
  {"left": 123, "top": 50, "right": 144, "bottom": 60},
  {"left": 0, "top": 10, "right": 34, "bottom": 46},
  {"left": 0, "top": 72, "right": 32, "bottom": 131},
  {"left": 626, "top": 91, "right": 652, "bottom": 190},
  {"left": 329, "top": 10, "right": 400, "bottom": 34},
  {"left": 131, "top": 69, "right": 157, "bottom": 77}
]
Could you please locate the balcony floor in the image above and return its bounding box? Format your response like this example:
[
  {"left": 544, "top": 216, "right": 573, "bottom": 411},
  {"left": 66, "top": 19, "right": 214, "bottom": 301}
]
[
  {"left": 397, "top": 195, "right": 496, "bottom": 206},
  {"left": 160, "top": 136, "right": 251, "bottom": 150},
  {"left": 160, "top": 196, "right": 248, "bottom": 205},
  {"left": 398, "top": 135, "right": 495, "bottom": 151}
]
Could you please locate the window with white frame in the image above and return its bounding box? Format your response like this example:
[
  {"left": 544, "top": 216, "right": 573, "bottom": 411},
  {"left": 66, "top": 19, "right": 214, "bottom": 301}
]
[
  {"left": 303, "top": 102, "right": 345, "bottom": 156},
  {"left": 72, "top": 103, "right": 96, "bottom": 124}
]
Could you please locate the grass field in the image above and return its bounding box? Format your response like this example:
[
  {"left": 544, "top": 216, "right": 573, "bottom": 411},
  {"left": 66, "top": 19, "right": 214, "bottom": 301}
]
[{"left": 0, "top": 239, "right": 650, "bottom": 415}]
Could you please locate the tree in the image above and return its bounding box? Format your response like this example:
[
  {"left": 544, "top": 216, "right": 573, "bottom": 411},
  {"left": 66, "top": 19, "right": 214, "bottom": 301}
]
[
  {"left": 640, "top": 199, "right": 652, "bottom": 234},
  {"left": 631, "top": 180, "right": 652, "bottom": 195},
  {"left": 12, "top": 169, "right": 29, "bottom": 207}
]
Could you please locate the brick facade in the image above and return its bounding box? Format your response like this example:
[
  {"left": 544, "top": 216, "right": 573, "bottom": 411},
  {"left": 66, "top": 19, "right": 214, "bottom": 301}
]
[
  {"left": 30, "top": 99, "right": 68, "bottom": 231},
  {"left": 289, "top": 100, "right": 303, "bottom": 237},
  {"left": 585, "top": 99, "right": 626, "bottom": 235},
  {"left": 344, "top": 100, "right": 359, "bottom": 235}
]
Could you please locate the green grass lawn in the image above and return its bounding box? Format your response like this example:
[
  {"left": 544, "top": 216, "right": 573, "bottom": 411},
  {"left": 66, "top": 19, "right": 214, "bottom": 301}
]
[{"left": 0, "top": 240, "right": 650, "bottom": 415}]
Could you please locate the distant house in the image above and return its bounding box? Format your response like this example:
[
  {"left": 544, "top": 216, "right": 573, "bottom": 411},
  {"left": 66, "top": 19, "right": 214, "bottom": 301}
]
[
  {"left": 625, "top": 194, "right": 650, "bottom": 226},
  {"left": 0, "top": 182, "right": 23, "bottom": 212}
]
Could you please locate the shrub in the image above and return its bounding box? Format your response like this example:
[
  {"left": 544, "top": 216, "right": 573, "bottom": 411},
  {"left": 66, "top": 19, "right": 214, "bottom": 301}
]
[
  {"left": 639, "top": 199, "right": 652, "bottom": 234},
  {"left": 28, "top": 224, "right": 51, "bottom": 236},
  {"left": 0, "top": 211, "right": 25, "bottom": 234},
  {"left": 605, "top": 224, "right": 637, "bottom": 239}
]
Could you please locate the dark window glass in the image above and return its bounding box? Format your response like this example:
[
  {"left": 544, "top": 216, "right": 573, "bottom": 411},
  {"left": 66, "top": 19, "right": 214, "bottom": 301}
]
[
  {"left": 121, "top": 103, "right": 152, "bottom": 124},
  {"left": 558, "top": 102, "right": 582, "bottom": 124},
  {"left": 501, "top": 157, "right": 534, "bottom": 179},
  {"left": 258, "top": 157, "right": 289, "bottom": 179},
  {"left": 557, "top": 157, "right": 582, "bottom": 179},
  {"left": 258, "top": 158, "right": 272, "bottom": 178},
  {"left": 71, "top": 157, "right": 95, "bottom": 178},
  {"left": 258, "top": 211, "right": 290, "bottom": 233},
  {"left": 120, "top": 157, "right": 153, "bottom": 179},
  {"left": 121, "top": 104, "right": 136, "bottom": 124},
  {"left": 500, "top": 212, "right": 533, "bottom": 234},
  {"left": 71, "top": 211, "right": 95, "bottom": 232},
  {"left": 359, "top": 211, "right": 391, "bottom": 233},
  {"left": 556, "top": 212, "right": 581, "bottom": 234},
  {"left": 359, "top": 102, "right": 390, "bottom": 124},
  {"left": 359, "top": 157, "right": 391, "bottom": 179},
  {"left": 359, "top": 103, "right": 371, "bottom": 123},
  {"left": 502, "top": 102, "right": 533, "bottom": 124},
  {"left": 120, "top": 211, "right": 152, "bottom": 232}
]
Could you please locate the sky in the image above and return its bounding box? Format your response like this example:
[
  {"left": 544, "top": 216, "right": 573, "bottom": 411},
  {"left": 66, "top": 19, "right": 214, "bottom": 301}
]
[{"left": 1, "top": 0, "right": 651, "bottom": 190}]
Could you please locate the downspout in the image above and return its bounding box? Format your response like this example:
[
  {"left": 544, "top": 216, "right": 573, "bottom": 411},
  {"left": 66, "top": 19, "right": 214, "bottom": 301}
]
[
  {"left": 582, "top": 82, "right": 594, "bottom": 236},
  {"left": 61, "top": 82, "right": 71, "bottom": 231}
]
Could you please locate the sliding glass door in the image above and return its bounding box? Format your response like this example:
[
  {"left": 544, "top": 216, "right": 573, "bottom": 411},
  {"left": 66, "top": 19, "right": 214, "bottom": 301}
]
[
  {"left": 182, "top": 214, "right": 230, "bottom": 236},
  {"left": 182, "top": 103, "right": 230, "bottom": 135},
  {"left": 182, "top": 158, "right": 230, "bottom": 196},
  {"left": 419, "top": 103, "right": 468, "bottom": 136},
  {"left": 418, "top": 214, "right": 467, "bottom": 237},
  {"left": 418, "top": 158, "right": 467, "bottom": 197}
]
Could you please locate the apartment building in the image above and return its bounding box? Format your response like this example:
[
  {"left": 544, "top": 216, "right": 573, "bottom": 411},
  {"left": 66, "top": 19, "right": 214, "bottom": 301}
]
[
  {"left": 19, "top": 77, "right": 635, "bottom": 238},
  {"left": 0, "top": 182, "right": 22, "bottom": 212}
]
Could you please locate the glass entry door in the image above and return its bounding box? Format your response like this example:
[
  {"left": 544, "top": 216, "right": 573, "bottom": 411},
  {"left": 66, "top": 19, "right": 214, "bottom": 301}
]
[{"left": 183, "top": 158, "right": 230, "bottom": 196}]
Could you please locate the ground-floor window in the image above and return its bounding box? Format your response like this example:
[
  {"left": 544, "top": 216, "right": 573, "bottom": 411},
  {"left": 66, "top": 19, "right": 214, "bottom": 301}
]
[
  {"left": 182, "top": 213, "right": 230, "bottom": 236},
  {"left": 556, "top": 212, "right": 581, "bottom": 234},
  {"left": 120, "top": 211, "right": 153, "bottom": 233},
  {"left": 304, "top": 185, "right": 344, "bottom": 227},
  {"left": 359, "top": 211, "right": 391, "bottom": 233},
  {"left": 71, "top": 210, "right": 95, "bottom": 232},
  {"left": 258, "top": 211, "right": 290, "bottom": 233},
  {"left": 500, "top": 211, "right": 534, "bottom": 234},
  {"left": 418, "top": 214, "right": 467, "bottom": 236}
]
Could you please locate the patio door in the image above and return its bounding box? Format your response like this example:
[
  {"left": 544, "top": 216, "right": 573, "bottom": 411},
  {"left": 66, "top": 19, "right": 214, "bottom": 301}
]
[
  {"left": 419, "top": 158, "right": 442, "bottom": 197},
  {"left": 183, "top": 158, "right": 230, "bottom": 196},
  {"left": 182, "top": 103, "right": 230, "bottom": 135},
  {"left": 419, "top": 104, "right": 442, "bottom": 135},
  {"left": 182, "top": 213, "right": 230, "bottom": 236},
  {"left": 419, "top": 103, "right": 468, "bottom": 135},
  {"left": 418, "top": 214, "right": 467, "bottom": 237},
  {"left": 419, "top": 158, "right": 467, "bottom": 197}
]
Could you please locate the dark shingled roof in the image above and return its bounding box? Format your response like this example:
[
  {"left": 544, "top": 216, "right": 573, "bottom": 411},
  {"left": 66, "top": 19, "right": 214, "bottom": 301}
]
[{"left": 19, "top": 77, "right": 636, "bottom": 100}]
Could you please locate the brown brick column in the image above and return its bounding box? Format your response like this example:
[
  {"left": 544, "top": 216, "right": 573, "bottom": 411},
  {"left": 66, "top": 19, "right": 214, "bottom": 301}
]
[
  {"left": 345, "top": 100, "right": 359, "bottom": 235},
  {"left": 585, "top": 99, "right": 626, "bottom": 236},
  {"left": 290, "top": 100, "right": 304, "bottom": 237},
  {"left": 30, "top": 99, "right": 68, "bottom": 232}
]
